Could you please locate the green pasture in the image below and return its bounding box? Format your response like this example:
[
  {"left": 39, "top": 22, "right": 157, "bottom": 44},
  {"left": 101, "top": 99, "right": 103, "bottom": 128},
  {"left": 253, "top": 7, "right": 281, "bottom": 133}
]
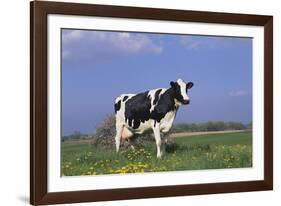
[{"left": 61, "top": 131, "right": 252, "bottom": 176}]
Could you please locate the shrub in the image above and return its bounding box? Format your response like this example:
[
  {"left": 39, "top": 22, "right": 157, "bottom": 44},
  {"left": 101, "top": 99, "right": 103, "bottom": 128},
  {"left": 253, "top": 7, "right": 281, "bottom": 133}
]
[
  {"left": 165, "top": 140, "right": 180, "bottom": 153},
  {"left": 132, "top": 132, "right": 155, "bottom": 148},
  {"left": 92, "top": 114, "right": 116, "bottom": 148}
]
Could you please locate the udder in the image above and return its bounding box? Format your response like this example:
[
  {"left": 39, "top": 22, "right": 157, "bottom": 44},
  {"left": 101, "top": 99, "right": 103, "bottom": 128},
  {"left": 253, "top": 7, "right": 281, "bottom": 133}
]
[{"left": 121, "top": 127, "right": 134, "bottom": 140}]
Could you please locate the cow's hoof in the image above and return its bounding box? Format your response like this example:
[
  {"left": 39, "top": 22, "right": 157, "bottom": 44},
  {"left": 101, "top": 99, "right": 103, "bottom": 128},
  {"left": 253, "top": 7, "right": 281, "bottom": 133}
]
[{"left": 157, "top": 152, "right": 162, "bottom": 159}]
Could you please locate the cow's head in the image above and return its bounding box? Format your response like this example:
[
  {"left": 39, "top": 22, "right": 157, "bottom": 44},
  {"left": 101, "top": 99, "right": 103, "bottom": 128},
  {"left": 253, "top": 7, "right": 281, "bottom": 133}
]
[{"left": 170, "top": 79, "right": 194, "bottom": 105}]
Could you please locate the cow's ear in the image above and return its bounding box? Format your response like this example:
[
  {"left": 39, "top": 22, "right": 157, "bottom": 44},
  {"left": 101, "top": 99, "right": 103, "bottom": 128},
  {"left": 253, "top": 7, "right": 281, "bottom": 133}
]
[
  {"left": 170, "top": 81, "right": 176, "bottom": 89},
  {"left": 186, "top": 82, "right": 194, "bottom": 89}
]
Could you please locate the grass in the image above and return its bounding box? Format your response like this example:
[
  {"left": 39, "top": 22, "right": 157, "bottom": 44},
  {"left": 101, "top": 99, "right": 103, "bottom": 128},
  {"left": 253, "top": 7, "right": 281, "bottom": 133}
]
[{"left": 61, "top": 131, "right": 252, "bottom": 176}]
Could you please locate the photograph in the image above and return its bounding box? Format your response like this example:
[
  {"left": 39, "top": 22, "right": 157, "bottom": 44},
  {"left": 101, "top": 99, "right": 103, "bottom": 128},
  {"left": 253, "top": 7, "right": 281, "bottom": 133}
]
[
  {"left": 61, "top": 29, "right": 253, "bottom": 176},
  {"left": 30, "top": 1, "right": 273, "bottom": 204}
]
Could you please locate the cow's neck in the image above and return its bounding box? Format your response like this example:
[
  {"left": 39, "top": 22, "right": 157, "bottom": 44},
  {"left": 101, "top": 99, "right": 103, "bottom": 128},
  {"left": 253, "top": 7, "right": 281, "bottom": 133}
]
[{"left": 166, "top": 87, "right": 181, "bottom": 109}]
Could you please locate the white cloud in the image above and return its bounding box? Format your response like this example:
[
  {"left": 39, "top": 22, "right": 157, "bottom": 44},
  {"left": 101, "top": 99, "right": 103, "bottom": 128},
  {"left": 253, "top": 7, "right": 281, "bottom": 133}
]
[
  {"left": 109, "top": 32, "right": 163, "bottom": 54},
  {"left": 62, "top": 30, "right": 163, "bottom": 60},
  {"left": 179, "top": 36, "right": 251, "bottom": 51},
  {"left": 179, "top": 37, "right": 203, "bottom": 50},
  {"left": 62, "top": 30, "right": 83, "bottom": 43},
  {"left": 229, "top": 90, "right": 248, "bottom": 96}
]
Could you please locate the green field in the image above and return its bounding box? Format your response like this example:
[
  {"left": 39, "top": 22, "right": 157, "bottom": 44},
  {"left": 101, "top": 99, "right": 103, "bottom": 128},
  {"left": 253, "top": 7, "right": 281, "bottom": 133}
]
[{"left": 61, "top": 131, "right": 252, "bottom": 176}]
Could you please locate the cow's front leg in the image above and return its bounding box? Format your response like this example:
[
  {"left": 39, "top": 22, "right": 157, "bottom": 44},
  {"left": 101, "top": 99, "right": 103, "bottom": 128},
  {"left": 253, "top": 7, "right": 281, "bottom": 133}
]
[{"left": 152, "top": 122, "right": 162, "bottom": 158}]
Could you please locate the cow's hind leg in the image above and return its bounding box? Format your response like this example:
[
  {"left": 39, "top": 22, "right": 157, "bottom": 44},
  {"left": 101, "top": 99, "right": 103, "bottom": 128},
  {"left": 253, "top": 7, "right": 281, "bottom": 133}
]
[
  {"left": 152, "top": 122, "right": 162, "bottom": 158},
  {"left": 128, "top": 136, "right": 137, "bottom": 150},
  {"left": 115, "top": 122, "right": 123, "bottom": 153}
]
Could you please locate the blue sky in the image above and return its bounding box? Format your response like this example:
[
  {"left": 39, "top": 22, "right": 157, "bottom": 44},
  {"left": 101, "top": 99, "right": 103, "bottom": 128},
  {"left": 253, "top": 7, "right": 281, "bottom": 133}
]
[{"left": 62, "top": 29, "right": 252, "bottom": 135}]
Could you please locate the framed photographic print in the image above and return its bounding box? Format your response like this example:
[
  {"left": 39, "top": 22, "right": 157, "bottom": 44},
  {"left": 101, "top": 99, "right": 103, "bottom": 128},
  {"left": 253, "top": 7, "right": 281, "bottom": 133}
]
[{"left": 30, "top": 1, "right": 273, "bottom": 205}]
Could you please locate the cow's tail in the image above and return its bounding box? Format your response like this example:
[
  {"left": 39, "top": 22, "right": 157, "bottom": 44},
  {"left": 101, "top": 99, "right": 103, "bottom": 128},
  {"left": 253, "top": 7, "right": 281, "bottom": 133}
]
[{"left": 114, "top": 96, "right": 122, "bottom": 114}]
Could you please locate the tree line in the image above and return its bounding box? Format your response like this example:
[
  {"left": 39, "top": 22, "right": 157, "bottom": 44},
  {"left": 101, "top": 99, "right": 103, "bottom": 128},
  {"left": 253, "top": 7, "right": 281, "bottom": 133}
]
[
  {"left": 171, "top": 121, "right": 251, "bottom": 133},
  {"left": 62, "top": 131, "right": 91, "bottom": 142}
]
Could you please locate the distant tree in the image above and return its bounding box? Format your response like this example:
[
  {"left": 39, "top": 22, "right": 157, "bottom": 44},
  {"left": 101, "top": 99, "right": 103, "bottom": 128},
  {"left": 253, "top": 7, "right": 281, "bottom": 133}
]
[
  {"left": 228, "top": 122, "right": 246, "bottom": 130},
  {"left": 246, "top": 122, "right": 252, "bottom": 130},
  {"left": 71, "top": 131, "right": 83, "bottom": 139},
  {"left": 190, "top": 123, "right": 198, "bottom": 132},
  {"left": 61, "top": 131, "right": 89, "bottom": 142},
  {"left": 171, "top": 121, "right": 246, "bottom": 133},
  {"left": 61, "top": 136, "right": 68, "bottom": 142}
]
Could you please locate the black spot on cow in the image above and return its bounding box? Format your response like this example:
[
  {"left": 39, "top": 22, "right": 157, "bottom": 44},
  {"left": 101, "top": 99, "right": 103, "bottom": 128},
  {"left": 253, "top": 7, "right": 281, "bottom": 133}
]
[
  {"left": 114, "top": 100, "right": 121, "bottom": 114},
  {"left": 124, "top": 91, "right": 151, "bottom": 129},
  {"left": 153, "top": 89, "right": 162, "bottom": 105},
  {"left": 123, "top": 96, "right": 128, "bottom": 102},
  {"left": 151, "top": 88, "right": 177, "bottom": 123}
]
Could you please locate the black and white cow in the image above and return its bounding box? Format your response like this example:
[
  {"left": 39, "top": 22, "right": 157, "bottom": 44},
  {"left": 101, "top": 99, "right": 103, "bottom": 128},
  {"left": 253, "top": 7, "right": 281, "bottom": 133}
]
[{"left": 114, "top": 79, "right": 194, "bottom": 158}]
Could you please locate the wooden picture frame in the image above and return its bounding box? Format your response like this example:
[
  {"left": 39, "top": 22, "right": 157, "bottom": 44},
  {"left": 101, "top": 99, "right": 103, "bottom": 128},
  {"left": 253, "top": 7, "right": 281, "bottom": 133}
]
[{"left": 30, "top": 1, "right": 273, "bottom": 205}]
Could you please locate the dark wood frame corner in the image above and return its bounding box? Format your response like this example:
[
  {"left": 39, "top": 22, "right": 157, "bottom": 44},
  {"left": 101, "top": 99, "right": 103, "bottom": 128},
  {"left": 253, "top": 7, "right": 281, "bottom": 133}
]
[{"left": 30, "top": 1, "right": 273, "bottom": 205}]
